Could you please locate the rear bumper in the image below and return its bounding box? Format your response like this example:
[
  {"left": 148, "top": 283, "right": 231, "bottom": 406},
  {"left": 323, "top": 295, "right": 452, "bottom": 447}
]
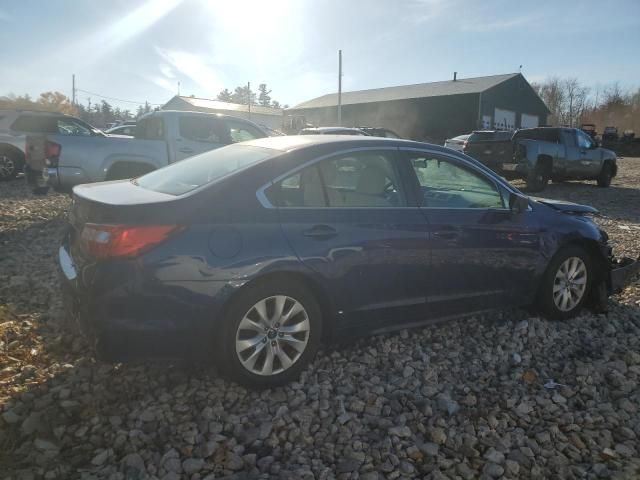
[
  {"left": 609, "top": 256, "right": 640, "bottom": 294},
  {"left": 58, "top": 244, "right": 233, "bottom": 362}
]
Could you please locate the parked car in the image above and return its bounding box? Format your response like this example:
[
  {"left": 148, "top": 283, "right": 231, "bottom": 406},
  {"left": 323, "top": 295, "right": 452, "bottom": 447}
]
[
  {"left": 443, "top": 134, "right": 470, "bottom": 152},
  {"left": 59, "top": 135, "right": 638, "bottom": 387},
  {"left": 0, "top": 109, "right": 102, "bottom": 180},
  {"left": 105, "top": 124, "right": 136, "bottom": 136},
  {"left": 25, "top": 110, "right": 270, "bottom": 193},
  {"left": 357, "top": 127, "right": 402, "bottom": 138},
  {"left": 462, "top": 130, "right": 513, "bottom": 168},
  {"left": 580, "top": 123, "right": 597, "bottom": 139},
  {"left": 602, "top": 126, "right": 619, "bottom": 142},
  {"left": 299, "top": 127, "right": 367, "bottom": 136},
  {"left": 463, "top": 127, "right": 617, "bottom": 192}
]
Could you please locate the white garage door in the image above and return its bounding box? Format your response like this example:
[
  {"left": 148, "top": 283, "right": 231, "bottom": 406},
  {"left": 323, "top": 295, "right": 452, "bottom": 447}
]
[
  {"left": 521, "top": 113, "right": 539, "bottom": 128},
  {"left": 494, "top": 108, "right": 515, "bottom": 130}
]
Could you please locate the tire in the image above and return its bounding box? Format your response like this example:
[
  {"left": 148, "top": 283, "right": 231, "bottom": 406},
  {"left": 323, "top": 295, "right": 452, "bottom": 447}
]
[
  {"left": 526, "top": 166, "right": 550, "bottom": 192},
  {"left": 0, "top": 151, "right": 20, "bottom": 180},
  {"left": 597, "top": 163, "right": 612, "bottom": 188},
  {"left": 217, "top": 279, "right": 322, "bottom": 388},
  {"left": 537, "top": 246, "right": 592, "bottom": 320}
]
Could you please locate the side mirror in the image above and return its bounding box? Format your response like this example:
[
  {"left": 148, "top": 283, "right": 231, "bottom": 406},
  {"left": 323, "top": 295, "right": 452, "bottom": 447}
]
[{"left": 509, "top": 192, "right": 529, "bottom": 213}]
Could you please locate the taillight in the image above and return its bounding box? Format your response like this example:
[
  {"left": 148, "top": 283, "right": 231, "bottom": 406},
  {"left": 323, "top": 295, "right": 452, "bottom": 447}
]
[
  {"left": 79, "top": 224, "right": 183, "bottom": 258},
  {"left": 45, "top": 141, "right": 61, "bottom": 167}
]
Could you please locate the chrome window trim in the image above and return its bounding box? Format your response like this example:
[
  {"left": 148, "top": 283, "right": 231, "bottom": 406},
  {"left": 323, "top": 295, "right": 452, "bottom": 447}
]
[
  {"left": 256, "top": 146, "right": 402, "bottom": 209},
  {"left": 255, "top": 145, "right": 531, "bottom": 213}
]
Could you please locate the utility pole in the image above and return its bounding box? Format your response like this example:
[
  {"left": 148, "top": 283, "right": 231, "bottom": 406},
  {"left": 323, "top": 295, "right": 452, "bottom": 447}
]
[
  {"left": 177, "top": 81, "right": 181, "bottom": 96},
  {"left": 247, "top": 81, "right": 251, "bottom": 120},
  {"left": 72, "top": 74, "right": 76, "bottom": 105},
  {"left": 337, "top": 50, "right": 342, "bottom": 126}
]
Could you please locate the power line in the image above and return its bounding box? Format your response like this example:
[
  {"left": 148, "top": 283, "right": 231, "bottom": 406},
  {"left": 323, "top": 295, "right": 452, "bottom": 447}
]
[{"left": 76, "top": 88, "right": 163, "bottom": 106}]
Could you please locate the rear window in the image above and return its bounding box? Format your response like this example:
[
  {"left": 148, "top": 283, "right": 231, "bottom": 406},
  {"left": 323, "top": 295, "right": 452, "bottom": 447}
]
[
  {"left": 514, "top": 129, "right": 560, "bottom": 143},
  {"left": 135, "top": 144, "right": 276, "bottom": 196},
  {"left": 468, "top": 131, "right": 512, "bottom": 142}
]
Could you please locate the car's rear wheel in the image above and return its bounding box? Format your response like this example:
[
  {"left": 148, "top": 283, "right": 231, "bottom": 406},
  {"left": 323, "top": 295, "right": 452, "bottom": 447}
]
[
  {"left": 526, "top": 166, "right": 550, "bottom": 192},
  {"left": 0, "top": 151, "right": 19, "bottom": 180},
  {"left": 597, "top": 163, "right": 613, "bottom": 188},
  {"left": 218, "top": 280, "right": 322, "bottom": 388},
  {"left": 537, "top": 246, "right": 592, "bottom": 320}
]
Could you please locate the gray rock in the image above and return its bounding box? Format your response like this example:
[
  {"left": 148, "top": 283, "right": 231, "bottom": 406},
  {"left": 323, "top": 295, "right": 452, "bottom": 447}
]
[
  {"left": 436, "top": 393, "right": 460, "bottom": 415},
  {"left": 121, "top": 453, "right": 145, "bottom": 474},
  {"left": 483, "top": 462, "right": 505, "bottom": 478},
  {"left": 336, "top": 458, "right": 361, "bottom": 473},
  {"left": 91, "top": 449, "right": 110, "bottom": 466},
  {"left": 484, "top": 448, "right": 505, "bottom": 464},
  {"left": 182, "top": 458, "right": 205, "bottom": 474},
  {"left": 2, "top": 410, "right": 21, "bottom": 424},
  {"left": 428, "top": 427, "right": 447, "bottom": 445},
  {"left": 225, "top": 452, "right": 244, "bottom": 471},
  {"left": 388, "top": 425, "right": 412, "bottom": 438}
]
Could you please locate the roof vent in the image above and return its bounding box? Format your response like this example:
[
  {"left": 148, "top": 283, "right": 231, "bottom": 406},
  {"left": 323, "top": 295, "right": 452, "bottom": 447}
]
[{"left": 453, "top": 72, "right": 457, "bottom": 81}]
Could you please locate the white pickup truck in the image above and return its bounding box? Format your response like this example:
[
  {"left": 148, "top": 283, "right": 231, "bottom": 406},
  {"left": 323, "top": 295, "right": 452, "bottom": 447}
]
[{"left": 26, "top": 110, "right": 271, "bottom": 192}]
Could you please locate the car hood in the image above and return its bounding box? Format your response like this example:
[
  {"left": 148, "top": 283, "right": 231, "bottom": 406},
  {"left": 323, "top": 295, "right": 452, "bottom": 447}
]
[{"left": 532, "top": 197, "right": 598, "bottom": 215}]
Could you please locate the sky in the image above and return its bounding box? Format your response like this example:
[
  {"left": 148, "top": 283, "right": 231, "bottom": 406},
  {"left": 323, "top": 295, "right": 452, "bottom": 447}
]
[{"left": 0, "top": 0, "right": 639, "bottom": 112}]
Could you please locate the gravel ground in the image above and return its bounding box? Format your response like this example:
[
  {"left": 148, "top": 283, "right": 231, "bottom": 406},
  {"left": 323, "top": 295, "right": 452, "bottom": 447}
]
[{"left": 1, "top": 160, "right": 639, "bottom": 480}]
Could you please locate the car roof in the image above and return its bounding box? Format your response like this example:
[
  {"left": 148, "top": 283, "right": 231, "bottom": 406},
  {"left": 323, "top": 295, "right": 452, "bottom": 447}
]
[
  {"left": 242, "top": 134, "right": 453, "bottom": 153},
  {"left": 302, "top": 126, "right": 363, "bottom": 133}
]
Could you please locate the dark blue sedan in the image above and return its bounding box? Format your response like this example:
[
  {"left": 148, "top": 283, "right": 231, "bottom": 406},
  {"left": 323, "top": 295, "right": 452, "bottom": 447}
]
[{"left": 60, "top": 135, "right": 638, "bottom": 387}]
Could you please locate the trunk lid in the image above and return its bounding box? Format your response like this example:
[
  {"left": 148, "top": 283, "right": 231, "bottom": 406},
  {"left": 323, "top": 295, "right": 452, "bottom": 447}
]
[{"left": 67, "top": 180, "right": 193, "bottom": 264}]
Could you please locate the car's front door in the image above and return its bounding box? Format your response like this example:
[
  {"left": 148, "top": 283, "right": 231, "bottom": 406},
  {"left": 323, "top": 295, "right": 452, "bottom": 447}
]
[
  {"left": 402, "top": 149, "right": 542, "bottom": 317},
  {"left": 575, "top": 130, "right": 601, "bottom": 177},
  {"left": 265, "top": 147, "right": 432, "bottom": 332}
]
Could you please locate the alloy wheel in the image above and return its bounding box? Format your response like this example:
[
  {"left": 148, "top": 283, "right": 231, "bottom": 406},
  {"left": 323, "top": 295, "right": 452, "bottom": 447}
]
[
  {"left": 0, "top": 154, "right": 15, "bottom": 178},
  {"left": 553, "top": 256, "right": 587, "bottom": 311},
  {"left": 235, "top": 295, "right": 310, "bottom": 376}
]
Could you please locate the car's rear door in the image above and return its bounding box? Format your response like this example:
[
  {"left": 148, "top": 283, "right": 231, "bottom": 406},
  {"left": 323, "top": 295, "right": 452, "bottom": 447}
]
[
  {"left": 400, "top": 148, "right": 542, "bottom": 317},
  {"left": 264, "top": 147, "right": 432, "bottom": 333}
]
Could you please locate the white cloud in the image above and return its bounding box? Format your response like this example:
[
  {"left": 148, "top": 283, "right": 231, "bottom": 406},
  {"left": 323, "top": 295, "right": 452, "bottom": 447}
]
[
  {"left": 461, "top": 14, "right": 541, "bottom": 32},
  {"left": 155, "top": 47, "right": 224, "bottom": 94}
]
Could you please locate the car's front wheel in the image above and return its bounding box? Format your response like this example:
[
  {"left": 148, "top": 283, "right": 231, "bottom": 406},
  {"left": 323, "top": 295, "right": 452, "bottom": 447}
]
[
  {"left": 537, "top": 246, "right": 592, "bottom": 320},
  {"left": 218, "top": 280, "right": 322, "bottom": 388}
]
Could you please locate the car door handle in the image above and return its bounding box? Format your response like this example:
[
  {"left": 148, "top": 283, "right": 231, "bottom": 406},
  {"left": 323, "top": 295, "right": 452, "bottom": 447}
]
[
  {"left": 303, "top": 225, "right": 337, "bottom": 239},
  {"left": 433, "top": 227, "right": 462, "bottom": 241},
  {"left": 179, "top": 147, "right": 194, "bottom": 154}
]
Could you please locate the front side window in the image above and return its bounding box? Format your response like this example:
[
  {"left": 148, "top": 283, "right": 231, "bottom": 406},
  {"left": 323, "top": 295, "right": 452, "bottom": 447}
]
[
  {"left": 409, "top": 154, "right": 504, "bottom": 209},
  {"left": 266, "top": 150, "right": 406, "bottom": 208},
  {"left": 576, "top": 131, "right": 593, "bottom": 149},
  {"left": 179, "top": 116, "right": 231, "bottom": 144},
  {"left": 57, "top": 118, "right": 92, "bottom": 136},
  {"left": 225, "top": 119, "right": 265, "bottom": 143}
]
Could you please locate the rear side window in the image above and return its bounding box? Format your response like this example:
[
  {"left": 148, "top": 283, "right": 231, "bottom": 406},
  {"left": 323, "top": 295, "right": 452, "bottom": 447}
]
[
  {"left": 137, "top": 117, "right": 165, "bottom": 140},
  {"left": 136, "top": 144, "right": 276, "bottom": 196},
  {"left": 265, "top": 151, "right": 406, "bottom": 208},
  {"left": 11, "top": 115, "right": 57, "bottom": 133},
  {"left": 179, "top": 116, "right": 231, "bottom": 144}
]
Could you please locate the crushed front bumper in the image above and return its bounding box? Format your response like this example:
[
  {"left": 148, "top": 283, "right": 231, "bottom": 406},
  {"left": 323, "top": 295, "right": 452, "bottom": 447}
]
[{"left": 609, "top": 256, "right": 640, "bottom": 294}]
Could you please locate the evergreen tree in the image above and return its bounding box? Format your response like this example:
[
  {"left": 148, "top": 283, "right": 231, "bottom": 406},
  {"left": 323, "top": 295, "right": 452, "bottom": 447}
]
[
  {"left": 217, "top": 89, "right": 233, "bottom": 102},
  {"left": 258, "top": 84, "right": 271, "bottom": 106}
]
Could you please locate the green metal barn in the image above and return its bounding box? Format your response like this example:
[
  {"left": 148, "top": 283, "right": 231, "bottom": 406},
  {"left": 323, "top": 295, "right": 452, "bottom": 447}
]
[{"left": 286, "top": 73, "right": 550, "bottom": 142}]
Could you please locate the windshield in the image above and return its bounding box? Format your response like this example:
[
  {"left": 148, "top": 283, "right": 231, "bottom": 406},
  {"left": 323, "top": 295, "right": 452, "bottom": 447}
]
[{"left": 135, "top": 144, "right": 277, "bottom": 196}]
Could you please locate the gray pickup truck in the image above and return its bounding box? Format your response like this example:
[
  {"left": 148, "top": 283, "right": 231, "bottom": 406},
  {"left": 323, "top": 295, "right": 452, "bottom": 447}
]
[
  {"left": 464, "top": 127, "right": 618, "bottom": 192},
  {"left": 26, "top": 110, "right": 270, "bottom": 193}
]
